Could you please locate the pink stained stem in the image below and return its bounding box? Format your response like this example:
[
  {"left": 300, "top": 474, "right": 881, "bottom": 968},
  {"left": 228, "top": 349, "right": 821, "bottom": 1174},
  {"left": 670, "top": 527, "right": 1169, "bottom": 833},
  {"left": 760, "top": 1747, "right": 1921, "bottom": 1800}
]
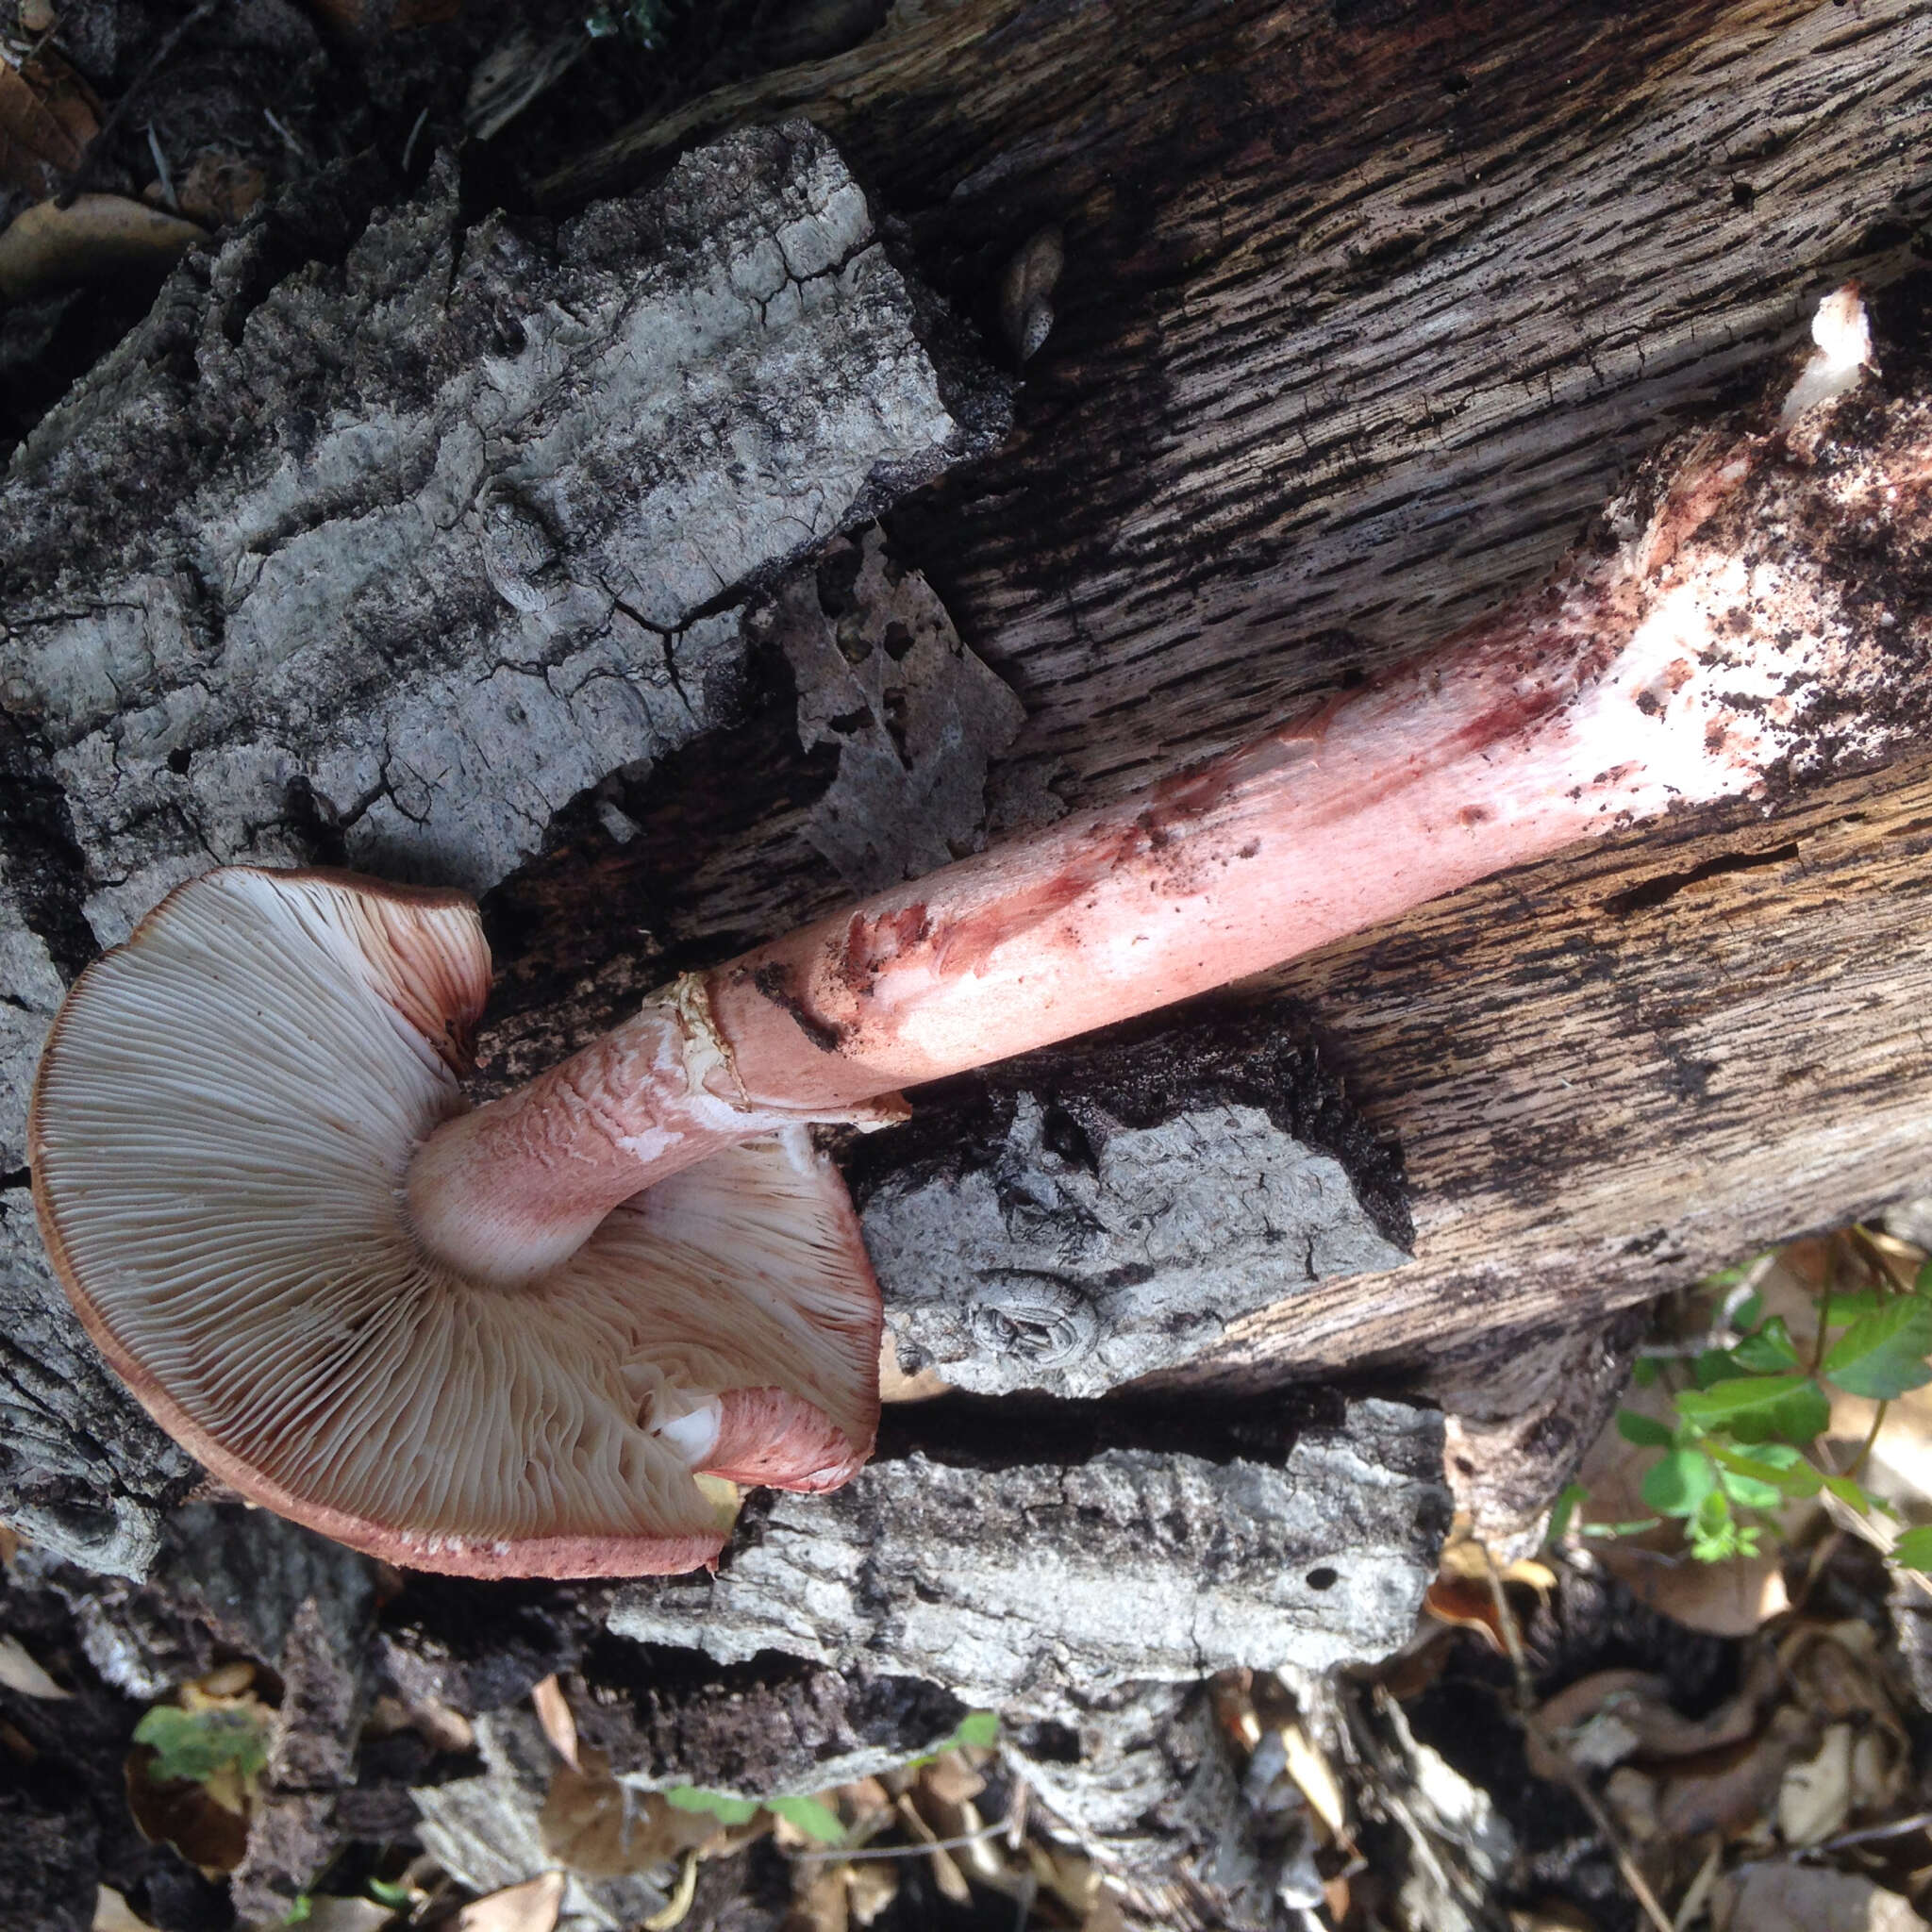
[{"left": 408, "top": 367, "right": 1932, "bottom": 1284}]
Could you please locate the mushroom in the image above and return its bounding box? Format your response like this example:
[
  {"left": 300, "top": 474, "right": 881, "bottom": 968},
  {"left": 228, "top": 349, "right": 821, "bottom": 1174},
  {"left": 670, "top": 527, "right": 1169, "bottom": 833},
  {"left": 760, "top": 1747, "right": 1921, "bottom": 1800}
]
[
  {"left": 28, "top": 869, "right": 880, "bottom": 1577},
  {"left": 29, "top": 289, "right": 1928, "bottom": 1576}
]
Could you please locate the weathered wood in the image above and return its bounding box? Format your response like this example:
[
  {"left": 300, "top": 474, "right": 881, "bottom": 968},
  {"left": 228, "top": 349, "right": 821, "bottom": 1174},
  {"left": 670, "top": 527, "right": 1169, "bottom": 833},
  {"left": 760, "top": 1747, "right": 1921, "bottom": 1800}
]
[
  {"left": 543, "top": 0, "right": 1932, "bottom": 817},
  {"left": 610, "top": 1394, "right": 1449, "bottom": 1704},
  {"left": 850, "top": 1004, "right": 1412, "bottom": 1397},
  {"left": 0, "top": 122, "right": 1007, "bottom": 946},
  {"left": 1204, "top": 748, "right": 1932, "bottom": 1386}
]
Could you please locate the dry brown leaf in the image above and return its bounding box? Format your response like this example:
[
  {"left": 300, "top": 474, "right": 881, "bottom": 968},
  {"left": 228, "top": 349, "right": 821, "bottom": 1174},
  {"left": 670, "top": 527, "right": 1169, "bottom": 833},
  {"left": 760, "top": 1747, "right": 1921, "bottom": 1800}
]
[
  {"left": 154, "top": 154, "right": 267, "bottom": 229},
  {"left": 921, "top": 1750, "right": 986, "bottom": 1807},
  {"left": 1599, "top": 1547, "right": 1790, "bottom": 1636},
  {"left": 0, "top": 51, "right": 100, "bottom": 195},
  {"left": 834, "top": 1777, "right": 891, "bottom": 1828},
  {"left": 1657, "top": 1704, "right": 1820, "bottom": 1840},
  {"left": 642, "top": 1850, "right": 698, "bottom": 1932},
  {"left": 92, "top": 1886, "right": 161, "bottom": 1932},
  {"left": 0, "top": 1631, "right": 72, "bottom": 1698},
  {"left": 1779, "top": 1722, "right": 1855, "bottom": 1847},
  {"left": 844, "top": 1861, "right": 898, "bottom": 1926},
  {"left": 1532, "top": 1652, "right": 1779, "bottom": 1779},
  {"left": 0, "top": 1522, "right": 20, "bottom": 1565},
  {"left": 1714, "top": 1862, "right": 1931, "bottom": 1932},
  {"left": 539, "top": 1751, "right": 722, "bottom": 1877},
  {"left": 1424, "top": 1575, "right": 1507, "bottom": 1652},
  {"left": 0, "top": 193, "right": 204, "bottom": 301},
  {"left": 1029, "top": 1842, "right": 1105, "bottom": 1919},
  {"left": 895, "top": 1793, "right": 971, "bottom": 1904},
  {"left": 365, "top": 1690, "right": 475, "bottom": 1756},
  {"left": 1277, "top": 1721, "right": 1347, "bottom": 1840},
  {"left": 457, "top": 1872, "right": 566, "bottom": 1932},
  {"left": 790, "top": 1859, "right": 848, "bottom": 1932},
  {"left": 530, "top": 1674, "right": 578, "bottom": 1770},
  {"left": 1600, "top": 1765, "right": 1660, "bottom": 1843},
  {"left": 125, "top": 1748, "right": 251, "bottom": 1876}
]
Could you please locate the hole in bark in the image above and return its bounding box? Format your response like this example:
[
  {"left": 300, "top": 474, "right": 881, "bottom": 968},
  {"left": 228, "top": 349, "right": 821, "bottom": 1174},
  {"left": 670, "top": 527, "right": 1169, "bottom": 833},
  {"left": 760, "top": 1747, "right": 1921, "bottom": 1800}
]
[
  {"left": 1731, "top": 181, "right": 1757, "bottom": 209},
  {"left": 166, "top": 747, "right": 192, "bottom": 775},
  {"left": 1306, "top": 1567, "right": 1339, "bottom": 1591},
  {"left": 1041, "top": 1103, "right": 1100, "bottom": 1175},
  {"left": 815, "top": 543, "right": 866, "bottom": 618},
  {"left": 1601, "top": 841, "right": 1799, "bottom": 916}
]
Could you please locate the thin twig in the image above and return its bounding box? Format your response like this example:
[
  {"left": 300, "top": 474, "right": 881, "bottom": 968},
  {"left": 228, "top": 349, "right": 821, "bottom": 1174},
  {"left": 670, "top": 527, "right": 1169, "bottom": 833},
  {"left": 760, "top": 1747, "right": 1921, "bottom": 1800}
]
[
  {"left": 57, "top": 0, "right": 223, "bottom": 206},
  {"left": 1482, "top": 1549, "right": 1675, "bottom": 1932},
  {"left": 1843, "top": 1398, "right": 1890, "bottom": 1483},
  {"left": 1804, "top": 1807, "right": 1932, "bottom": 1855}
]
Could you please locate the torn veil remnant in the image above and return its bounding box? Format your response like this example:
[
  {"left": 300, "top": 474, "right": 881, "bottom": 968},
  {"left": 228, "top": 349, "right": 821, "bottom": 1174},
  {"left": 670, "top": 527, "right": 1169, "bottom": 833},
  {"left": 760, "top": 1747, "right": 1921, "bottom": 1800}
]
[{"left": 28, "top": 870, "right": 881, "bottom": 1579}]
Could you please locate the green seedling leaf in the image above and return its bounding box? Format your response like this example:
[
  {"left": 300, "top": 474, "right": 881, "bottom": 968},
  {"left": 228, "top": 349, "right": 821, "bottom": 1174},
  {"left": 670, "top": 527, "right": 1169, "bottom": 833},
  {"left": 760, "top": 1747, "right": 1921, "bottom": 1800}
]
[
  {"left": 1702, "top": 1258, "right": 1762, "bottom": 1291},
  {"left": 766, "top": 1795, "right": 846, "bottom": 1844},
  {"left": 1547, "top": 1483, "right": 1586, "bottom": 1542},
  {"left": 908, "top": 1708, "right": 1002, "bottom": 1767},
  {"left": 1631, "top": 1357, "right": 1659, "bottom": 1389},
  {"left": 1711, "top": 1441, "right": 1818, "bottom": 1497},
  {"left": 1580, "top": 1516, "right": 1663, "bottom": 1539},
  {"left": 1691, "top": 1348, "right": 1742, "bottom": 1390},
  {"left": 366, "top": 1879, "right": 414, "bottom": 1908},
  {"left": 282, "top": 1900, "right": 310, "bottom": 1928},
  {"left": 1674, "top": 1374, "right": 1831, "bottom": 1446},
  {"left": 133, "top": 1704, "right": 270, "bottom": 1788},
  {"left": 1817, "top": 1289, "right": 1884, "bottom": 1324},
  {"left": 1616, "top": 1409, "right": 1675, "bottom": 1448},
  {"left": 1727, "top": 1291, "right": 1764, "bottom": 1333},
  {"left": 1715, "top": 1465, "right": 1784, "bottom": 1510},
  {"left": 1823, "top": 1474, "right": 1874, "bottom": 1512},
  {"left": 1731, "top": 1317, "right": 1799, "bottom": 1373},
  {"left": 1642, "top": 1447, "right": 1717, "bottom": 1518},
  {"left": 1824, "top": 1297, "right": 1932, "bottom": 1399},
  {"left": 1892, "top": 1526, "right": 1932, "bottom": 1572},
  {"left": 1917, "top": 1257, "right": 1932, "bottom": 1297},
  {"left": 661, "top": 1787, "right": 761, "bottom": 1826}
]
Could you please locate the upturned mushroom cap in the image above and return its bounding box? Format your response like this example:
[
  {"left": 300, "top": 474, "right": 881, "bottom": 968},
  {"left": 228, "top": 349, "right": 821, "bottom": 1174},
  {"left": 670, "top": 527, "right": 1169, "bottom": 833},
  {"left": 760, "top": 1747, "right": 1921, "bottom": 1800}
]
[{"left": 28, "top": 868, "right": 881, "bottom": 1577}]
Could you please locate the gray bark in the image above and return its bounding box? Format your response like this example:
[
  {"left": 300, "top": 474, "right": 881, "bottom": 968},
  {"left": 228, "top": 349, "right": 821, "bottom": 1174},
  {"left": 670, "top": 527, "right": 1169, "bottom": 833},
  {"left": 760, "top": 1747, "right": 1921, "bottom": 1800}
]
[
  {"left": 851, "top": 1004, "right": 1412, "bottom": 1397},
  {"left": 0, "top": 1186, "right": 194, "bottom": 1578},
  {"left": 0, "top": 116, "right": 1007, "bottom": 951},
  {"left": 610, "top": 1395, "right": 1449, "bottom": 1709}
]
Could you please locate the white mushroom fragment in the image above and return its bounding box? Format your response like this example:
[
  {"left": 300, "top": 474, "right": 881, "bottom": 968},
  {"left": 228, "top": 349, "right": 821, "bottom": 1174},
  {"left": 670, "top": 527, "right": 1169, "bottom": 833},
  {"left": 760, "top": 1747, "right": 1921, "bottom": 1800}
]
[{"left": 28, "top": 868, "right": 879, "bottom": 1577}]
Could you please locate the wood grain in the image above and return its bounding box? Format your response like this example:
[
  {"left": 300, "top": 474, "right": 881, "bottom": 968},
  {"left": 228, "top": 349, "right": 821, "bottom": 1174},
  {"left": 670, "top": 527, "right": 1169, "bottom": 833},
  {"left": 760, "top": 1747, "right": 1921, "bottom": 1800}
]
[
  {"left": 544, "top": 0, "right": 1932, "bottom": 818},
  {"left": 1186, "top": 750, "right": 1932, "bottom": 1386}
]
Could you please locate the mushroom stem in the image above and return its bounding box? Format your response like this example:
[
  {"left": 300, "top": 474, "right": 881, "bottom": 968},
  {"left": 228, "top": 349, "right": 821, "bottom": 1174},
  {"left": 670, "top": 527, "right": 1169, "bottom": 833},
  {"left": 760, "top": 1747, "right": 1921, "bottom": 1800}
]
[{"left": 410, "top": 298, "right": 1931, "bottom": 1285}]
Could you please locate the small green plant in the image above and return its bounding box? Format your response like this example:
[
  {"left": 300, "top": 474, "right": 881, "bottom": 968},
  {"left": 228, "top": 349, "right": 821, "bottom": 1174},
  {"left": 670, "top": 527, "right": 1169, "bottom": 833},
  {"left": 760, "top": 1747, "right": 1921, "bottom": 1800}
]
[
  {"left": 132, "top": 1701, "right": 272, "bottom": 1788},
  {"left": 658, "top": 1711, "right": 1000, "bottom": 1846},
  {"left": 1597, "top": 1237, "right": 1932, "bottom": 1566}
]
